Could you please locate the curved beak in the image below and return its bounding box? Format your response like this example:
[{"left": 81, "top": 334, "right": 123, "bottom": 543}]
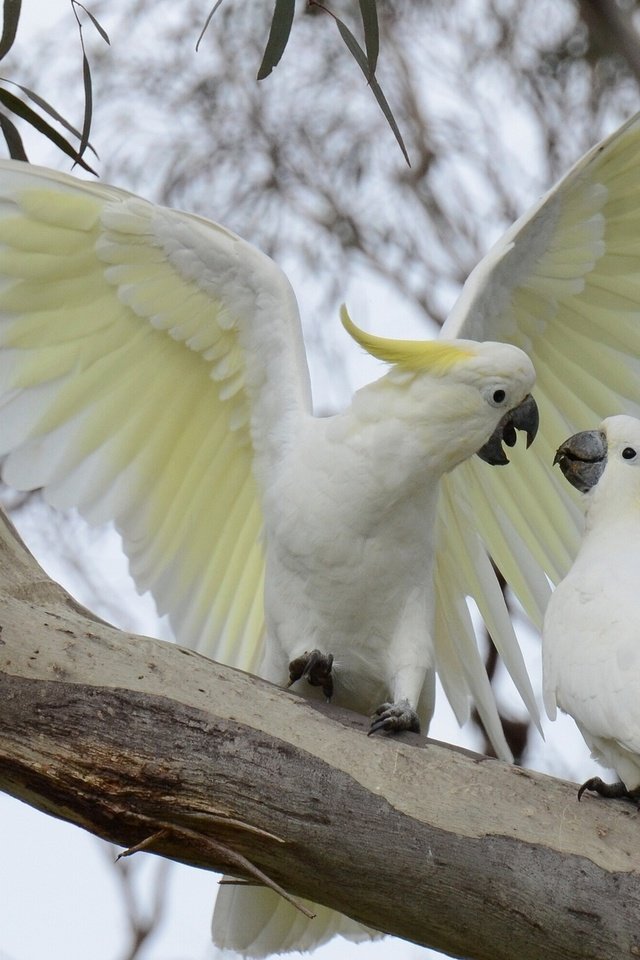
[
  {"left": 476, "top": 393, "right": 539, "bottom": 466},
  {"left": 553, "top": 429, "right": 607, "bottom": 493}
]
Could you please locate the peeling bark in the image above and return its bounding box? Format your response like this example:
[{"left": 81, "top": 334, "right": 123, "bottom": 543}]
[{"left": 1, "top": 508, "right": 640, "bottom": 960}]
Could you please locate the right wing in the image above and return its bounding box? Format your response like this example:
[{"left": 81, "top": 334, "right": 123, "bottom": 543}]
[
  {"left": 427, "top": 113, "right": 640, "bottom": 751},
  {"left": 440, "top": 112, "right": 640, "bottom": 627}
]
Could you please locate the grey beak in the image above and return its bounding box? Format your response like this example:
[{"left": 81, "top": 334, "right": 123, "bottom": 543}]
[
  {"left": 476, "top": 393, "right": 539, "bottom": 466},
  {"left": 554, "top": 429, "right": 607, "bottom": 492}
]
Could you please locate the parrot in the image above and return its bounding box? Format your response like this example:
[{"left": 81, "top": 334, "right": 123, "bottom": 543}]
[
  {"left": 544, "top": 415, "right": 640, "bottom": 803},
  {"left": 2, "top": 107, "right": 640, "bottom": 954}
]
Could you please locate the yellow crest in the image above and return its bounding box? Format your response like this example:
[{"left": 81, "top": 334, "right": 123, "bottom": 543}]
[{"left": 340, "top": 305, "right": 475, "bottom": 373}]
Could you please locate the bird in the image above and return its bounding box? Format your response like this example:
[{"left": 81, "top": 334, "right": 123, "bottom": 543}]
[
  {"left": 2, "top": 108, "right": 640, "bottom": 954},
  {"left": 0, "top": 163, "right": 540, "bottom": 752},
  {"left": 544, "top": 415, "right": 640, "bottom": 804}
]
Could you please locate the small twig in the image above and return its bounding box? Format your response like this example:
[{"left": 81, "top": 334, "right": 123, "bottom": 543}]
[
  {"left": 116, "top": 829, "right": 170, "bottom": 860},
  {"left": 218, "top": 877, "right": 264, "bottom": 886},
  {"left": 180, "top": 811, "right": 285, "bottom": 843},
  {"left": 172, "top": 822, "right": 317, "bottom": 920},
  {"left": 116, "top": 818, "right": 316, "bottom": 920}
]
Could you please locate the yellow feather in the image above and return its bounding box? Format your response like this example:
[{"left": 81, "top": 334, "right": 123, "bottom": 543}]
[
  {"left": 0, "top": 216, "right": 92, "bottom": 253},
  {"left": 16, "top": 189, "right": 100, "bottom": 230},
  {"left": 340, "top": 304, "right": 475, "bottom": 372}
]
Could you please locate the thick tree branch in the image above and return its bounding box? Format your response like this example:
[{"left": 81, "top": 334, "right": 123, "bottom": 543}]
[{"left": 1, "top": 508, "right": 640, "bottom": 960}]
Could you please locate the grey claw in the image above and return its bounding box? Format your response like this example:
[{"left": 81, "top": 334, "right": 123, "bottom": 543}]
[
  {"left": 288, "top": 649, "right": 334, "bottom": 700},
  {"left": 577, "top": 777, "right": 637, "bottom": 803},
  {"left": 368, "top": 699, "right": 420, "bottom": 736}
]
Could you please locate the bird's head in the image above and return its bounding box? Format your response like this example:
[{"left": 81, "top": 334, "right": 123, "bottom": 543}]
[
  {"left": 454, "top": 341, "right": 539, "bottom": 466},
  {"left": 555, "top": 415, "right": 640, "bottom": 501},
  {"left": 341, "top": 306, "right": 538, "bottom": 469}
]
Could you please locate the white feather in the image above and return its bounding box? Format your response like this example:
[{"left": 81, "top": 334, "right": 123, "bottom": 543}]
[{"left": 543, "top": 415, "right": 640, "bottom": 790}]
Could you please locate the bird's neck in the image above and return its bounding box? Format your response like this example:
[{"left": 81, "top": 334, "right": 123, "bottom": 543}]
[
  {"left": 582, "top": 484, "right": 640, "bottom": 550},
  {"left": 338, "top": 368, "right": 485, "bottom": 480}
]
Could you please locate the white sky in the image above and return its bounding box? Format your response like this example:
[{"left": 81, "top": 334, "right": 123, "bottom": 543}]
[{"left": 0, "top": 3, "right": 605, "bottom": 960}]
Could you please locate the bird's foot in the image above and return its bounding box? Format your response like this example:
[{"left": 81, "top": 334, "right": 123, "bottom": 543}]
[
  {"left": 368, "top": 698, "right": 420, "bottom": 736},
  {"left": 288, "top": 649, "right": 334, "bottom": 701},
  {"left": 577, "top": 777, "right": 640, "bottom": 804}
]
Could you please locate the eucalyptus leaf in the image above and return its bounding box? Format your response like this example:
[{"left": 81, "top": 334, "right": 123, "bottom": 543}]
[
  {"left": 335, "top": 15, "right": 410, "bottom": 166},
  {"left": 358, "top": 0, "right": 378, "bottom": 77},
  {"left": 257, "top": 0, "right": 295, "bottom": 81},
  {"left": 0, "top": 87, "right": 97, "bottom": 173},
  {"left": 70, "top": 2, "right": 111, "bottom": 166},
  {"left": 77, "top": 49, "right": 92, "bottom": 162},
  {"left": 72, "top": 2, "right": 110, "bottom": 44},
  {"left": 0, "top": 109, "right": 27, "bottom": 159},
  {"left": 196, "top": 0, "right": 226, "bottom": 52},
  {"left": 0, "top": 76, "right": 97, "bottom": 156},
  {"left": 0, "top": 0, "right": 20, "bottom": 63}
]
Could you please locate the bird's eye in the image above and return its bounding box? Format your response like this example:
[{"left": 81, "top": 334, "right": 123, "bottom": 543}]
[
  {"left": 622, "top": 447, "right": 637, "bottom": 460},
  {"left": 482, "top": 384, "right": 509, "bottom": 408}
]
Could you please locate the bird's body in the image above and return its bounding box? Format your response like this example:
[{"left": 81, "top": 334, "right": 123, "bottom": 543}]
[
  {"left": 261, "top": 429, "right": 438, "bottom": 718},
  {"left": 0, "top": 165, "right": 538, "bottom": 750},
  {"left": 544, "top": 416, "right": 640, "bottom": 794},
  {"left": 261, "top": 341, "right": 533, "bottom": 722}
]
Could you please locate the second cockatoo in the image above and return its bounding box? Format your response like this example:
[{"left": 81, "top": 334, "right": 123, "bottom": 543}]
[
  {"left": 544, "top": 415, "right": 640, "bottom": 803},
  {"left": 3, "top": 109, "right": 640, "bottom": 953}
]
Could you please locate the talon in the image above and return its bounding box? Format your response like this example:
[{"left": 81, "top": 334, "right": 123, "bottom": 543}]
[
  {"left": 287, "top": 654, "right": 307, "bottom": 687},
  {"left": 288, "top": 649, "right": 334, "bottom": 701},
  {"left": 577, "top": 777, "right": 637, "bottom": 802},
  {"left": 368, "top": 698, "right": 420, "bottom": 736}
]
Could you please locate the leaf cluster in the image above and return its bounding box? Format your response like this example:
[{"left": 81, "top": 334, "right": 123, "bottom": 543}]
[
  {"left": 0, "top": 0, "right": 108, "bottom": 172},
  {"left": 200, "top": 0, "right": 409, "bottom": 163}
]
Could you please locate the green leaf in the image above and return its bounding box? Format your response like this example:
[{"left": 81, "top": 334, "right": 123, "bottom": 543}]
[
  {"left": 335, "top": 16, "right": 410, "bottom": 166},
  {"left": 196, "top": 0, "right": 226, "bottom": 52},
  {"left": 77, "top": 47, "right": 92, "bottom": 163},
  {"left": 0, "top": 87, "right": 97, "bottom": 173},
  {"left": 72, "top": 2, "right": 110, "bottom": 45},
  {"left": 257, "top": 0, "right": 295, "bottom": 81},
  {"left": 358, "top": 0, "right": 378, "bottom": 77},
  {"left": 0, "top": 0, "right": 20, "bottom": 62},
  {"left": 70, "top": 2, "right": 110, "bottom": 167},
  {"left": 0, "top": 76, "right": 98, "bottom": 156},
  {"left": 0, "top": 109, "right": 27, "bottom": 159}
]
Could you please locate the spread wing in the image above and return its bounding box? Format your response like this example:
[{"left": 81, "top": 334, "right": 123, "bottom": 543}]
[
  {"left": 0, "top": 160, "right": 312, "bottom": 671},
  {"left": 431, "top": 113, "right": 640, "bottom": 744}
]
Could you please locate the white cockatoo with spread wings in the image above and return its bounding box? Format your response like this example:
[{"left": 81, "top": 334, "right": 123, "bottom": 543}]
[{"left": 2, "top": 111, "right": 640, "bottom": 954}]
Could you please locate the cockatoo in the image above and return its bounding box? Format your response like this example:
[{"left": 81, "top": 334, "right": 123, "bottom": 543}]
[
  {"left": 2, "top": 108, "right": 640, "bottom": 954},
  {"left": 544, "top": 415, "right": 640, "bottom": 803}
]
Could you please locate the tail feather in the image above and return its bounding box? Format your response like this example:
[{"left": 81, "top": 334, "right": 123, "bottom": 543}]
[{"left": 212, "top": 880, "right": 381, "bottom": 956}]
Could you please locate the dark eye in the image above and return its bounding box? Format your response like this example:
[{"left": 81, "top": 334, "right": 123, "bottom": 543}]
[
  {"left": 622, "top": 447, "right": 637, "bottom": 460},
  {"left": 492, "top": 389, "right": 506, "bottom": 404}
]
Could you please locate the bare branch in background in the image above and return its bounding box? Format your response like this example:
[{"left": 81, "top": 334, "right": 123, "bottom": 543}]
[{"left": 100, "top": 843, "right": 171, "bottom": 960}]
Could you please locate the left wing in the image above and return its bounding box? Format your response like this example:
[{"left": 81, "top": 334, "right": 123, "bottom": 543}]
[{"left": 0, "top": 161, "right": 313, "bottom": 672}]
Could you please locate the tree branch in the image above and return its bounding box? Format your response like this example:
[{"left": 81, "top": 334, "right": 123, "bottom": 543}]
[{"left": 1, "top": 507, "right": 639, "bottom": 960}]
